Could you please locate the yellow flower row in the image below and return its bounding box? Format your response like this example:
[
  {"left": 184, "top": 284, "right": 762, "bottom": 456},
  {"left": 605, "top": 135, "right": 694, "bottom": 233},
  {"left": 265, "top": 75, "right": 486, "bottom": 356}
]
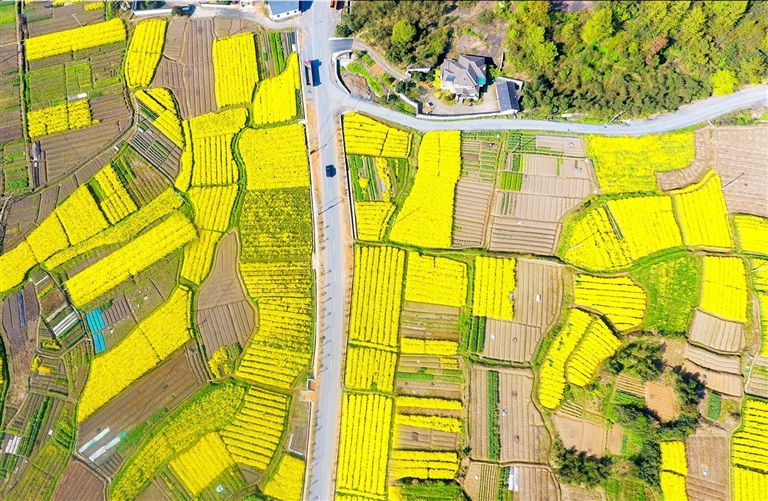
[
  {"left": 252, "top": 52, "right": 300, "bottom": 125},
  {"left": 606, "top": 195, "right": 683, "bottom": 261},
  {"left": 26, "top": 213, "right": 69, "bottom": 263},
  {"left": 343, "top": 112, "right": 412, "bottom": 158},
  {"left": 400, "top": 338, "right": 458, "bottom": 356},
  {"left": 125, "top": 19, "right": 166, "bottom": 89},
  {"left": 263, "top": 454, "right": 306, "bottom": 501},
  {"left": 56, "top": 183, "right": 109, "bottom": 245},
  {"left": 394, "top": 413, "right": 461, "bottom": 433},
  {"left": 734, "top": 466, "right": 768, "bottom": 501},
  {"left": 559, "top": 206, "right": 633, "bottom": 271},
  {"left": 337, "top": 393, "right": 393, "bottom": 497},
  {"left": 240, "top": 260, "right": 312, "bottom": 298},
  {"left": 405, "top": 252, "right": 467, "bottom": 308},
  {"left": 660, "top": 441, "right": 688, "bottom": 476},
  {"left": 473, "top": 256, "right": 516, "bottom": 320},
  {"left": 672, "top": 170, "right": 733, "bottom": 249},
  {"left": 566, "top": 317, "right": 620, "bottom": 387},
  {"left": 538, "top": 309, "right": 592, "bottom": 409},
  {"left": 213, "top": 33, "right": 259, "bottom": 107},
  {"left": 191, "top": 134, "right": 240, "bottom": 186},
  {"left": 733, "top": 398, "right": 768, "bottom": 473},
  {"left": 169, "top": 432, "right": 235, "bottom": 496},
  {"left": 0, "top": 243, "right": 37, "bottom": 294},
  {"left": 734, "top": 214, "right": 768, "bottom": 256},
  {"left": 355, "top": 201, "right": 395, "bottom": 241},
  {"left": 77, "top": 286, "right": 193, "bottom": 422},
  {"left": 181, "top": 229, "right": 222, "bottom": 285},
  {"left": 390, "top": 131, "right": 461, "bottom": 249},
  {"left": 660, "top": 472, "right": 688, "bottom": 501},
  {"left": 573, "top": 274, "right": 647, "bottom": 330},
  {"left": 26, "top": 18, "right": 126, "bottom": 60},
  {"left": 28, "top": 99, "right": 97, "bottom": 138},
  {"left": 390, "top": 450, "right": 458, "bottom": 480},
  {"left": 188, "top": 185, "right": 238, "bottom": 232},
  {"left": 238, "top": 123, "right": 309, "bottom": 190},
  {"left": 395, "top": 396, "right": 462, "bottom": 412},
  {"left": 221, "top": 386, "right": 289, "bottom": 470},
  {"left": 65, "top": 212, "right": 196, "bottom": 307},
  {"left": 345, "top": 345, "right": 397, "bottom": 393},
  {"left": 700, "top": 256, "right": 748, "bottom": 323},
  {"left": 93, "top": 164, "right": 137, "bottom": 224},
  {"left": 350, "top": 245, "right": 406, "bottom": 348},
  {"left": 176, "top": 122, "right": 194, "bottom": 190},
  {"left": 136, "top": 89, "right": 184, "bottom": 147},
  {"left": 189, "top": 107, "right": 248, "bottom": 137},
  {"left": 236, "top": 344, "right": 312, "bottom": 390},
  {"left": 46, "top": 188, "right": 182, "bottom": 269}
]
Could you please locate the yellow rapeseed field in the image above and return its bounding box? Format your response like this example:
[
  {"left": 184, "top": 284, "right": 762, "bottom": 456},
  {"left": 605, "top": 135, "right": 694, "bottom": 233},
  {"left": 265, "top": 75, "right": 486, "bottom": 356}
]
[
  {"left": 394, "top": 413, "right": 461, "bottom": 433},
  {"left": 25, "top": 18, "right": 126, "bottom": 60},
  {"left": 395, "top": 396, "right": 462, "bottom": 412},
  {"left": 252, "top": 52, "right": 300, "bottom": 125},
  {"left": 473, "top": 256, "right": 516, "bottom": 320},
  {"left": 606, "top": 195, "right": 683, "bottom": 260},
  {"left": 660, "top": 441, "right": 688, "bottom": 476},
  {"left": 405, "top": 252, "right": 468, "bottom": 308},
  {"left": 390, "top": 450, "right": 459, "bottom": 480},
  {"left": 573, "top": 274, "right": 647, "bottom": 330},
  {"left": 660, "top": 471, "right": 688, "bottom": 501},
  {"left": 169, "top": 432, "right": 235, "bottom": 495},
  {"left": 0, "top": 242, "right": 37, "bottom": 294},
  {"left": 566, "top": 318, "right": 620, "bottom": 387},
  {"left": 345, "top": 345, "right": 397, "bottom": 393},
  {"left": 65, "top": 212, "right": 196, "bottom": 307},
  {"left": 559, "top": 206, "right": 633, "bottom": 271},
  {"left": 672, "top": 170, "right": 733, "bottom": 249},
  {"left": 77, "top": 286, "right": 192, "bottom": 422},
  {"left": 189, "top": 107, "right": 248, "bottom": 137},
  {"left": 343, "top": 112, "right": 412, "bottom": 158},
  {"left": 538, "top": 309, "right": 591, "bottom": 409},
  {"left": 734, "top": 466, "right": 768, "bottom": 501},
  {"left": 221, "top": 386, "right": 289, "bottom": 470},
  {"left": 238, "top": 123, "right": 309, "bottom": 189},
  {"left": 26, "top": 214, "right": 70, "bottom": 263},
  {"left": 125, "top": 19, "right": 166, "bottom": 88},
  {"left": 733, "top": 398, "right": 768, "bottom": 474},
  {"left": 263, "top": 455, "right": 306, "bottom": 501},
  {"left": 400, "top": 339, "right": 458, "bottom": 356},
  {"left": 734, "top": 214, "right": 767, "bottom": 255},
  {"left": 336, "top": 393, "right": 393, "bottom": 497},
  {"left": 56, "top": 184, "right": 109, "bottom": 245},
  {"left": 135, "top": 89, "right": 184, "bottom": 147},
  {"left": 28, "top": 99, "right": 97, "bottom": 138},
  {"left": 389, "top": 131, "right": 461, "bottom": 248},
  {"left": 213, "top": 33, "right": 259, "bottom": 107},
  {"left": 350, "top": 246, "right": 406, "bottom": 348},
  {"left": 93, "top": 164, "right": 137, "bottom": 224},
  {"left": 188, "top": 185, "right": 238, "bottom": 232},
  {"left": 355, "top": 201, "right": 395, "bottom": 241},
  {"left": 700, "top": 256, "right": 748, "bottom": 323},
  {"left": 586, "top": 133, "right": 694, "bottom": 193},
  {"left": 181, "top": 229, "right": 222, "bottom": 285}
]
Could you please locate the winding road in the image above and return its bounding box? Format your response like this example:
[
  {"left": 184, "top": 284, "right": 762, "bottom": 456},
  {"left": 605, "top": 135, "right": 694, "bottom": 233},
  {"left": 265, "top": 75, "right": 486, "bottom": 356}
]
[{"left": 197, "top": 4, "right": 767, "bottom": 501}]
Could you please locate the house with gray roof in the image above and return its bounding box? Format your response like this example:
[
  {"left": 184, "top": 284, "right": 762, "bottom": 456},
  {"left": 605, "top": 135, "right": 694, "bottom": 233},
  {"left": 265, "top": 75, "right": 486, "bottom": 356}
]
[
  {"left": 267, "top": 0, "right": 300, "bottom": 21},
  {"left": 439, "top": 54, "right": 487, "bottom": 99}
]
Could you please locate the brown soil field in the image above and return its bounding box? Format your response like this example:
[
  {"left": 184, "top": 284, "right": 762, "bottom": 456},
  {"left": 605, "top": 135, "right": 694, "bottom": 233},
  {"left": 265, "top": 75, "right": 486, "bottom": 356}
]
[
  {"left": 164, "top": 18, "right": 187, "bottom": 61},
  {"left": 607, "top": 423, "right": 624, "bottom": 456},
  {"left": 463, "top": 461, "right": 499, "bottom": 501},
  {"left": 684, "top": 345, "right": 741, "bottom": 374},
  {"left": 400, "top": 301, "right": 461, "bottom": 341},
  {"left": 136, "top": 478, "right": 171, "bottom": 501},
  {"left": 746, "top": 356, "right": 768, "bottom": 398},
  {"left": 689, "top": 309, "right": 745, "bottom": 354},
  {"left": 77, "top": 342, "right": 205, "bottom": 476},
  {"left": 498, "top": 369, "right": 551, "bottom": 463},
  {"left": 683, "top": 360, "right": 743, "bottom": 397},
  {"left": 686, "top": 427, "right": 730, "bottom": 501},
  {"left": 452, "top": 178, "right": 493, "bottom": 248},
  {"left": 3, "top": 392, "right": 43, "bottom": 445},
  {"left": 0, "top": 43, "right": 23, "bottom": 144},
  {"left": 396, "top": 424, "right": 458, "bottom": 451},
  {"left": 2, "top": 192, "right": 42, "bottom": 249},
  {"left": 560, "top": 484, "right": 603, "bottom": 501},
  {"left": 508, "top": 464, "right": 560, "bottom": 501},
  {"left": 154, "top": 19, "right": 217, "bottom": 119},
  {"left": 343, "top": 72, "right": 373, "bottom": 99},
  {"left": 644, "top": 381, "right": 679, "bottom": 422},
  {"left": 129, "top": 114, "right": 182, "bottom": 180},
  {"left": 196, "top": 231, "right": 256, "bottom": 355},
  {"left": 657, "top": 126, "right": 768, "bottom": 217},
  {"left": 488, "top": 218, "right": 560, "bottom": 255},
  {"left": 30, "top": 356, "right": 69, "bottom": 397},
  {"left": 482, "top": 320, "right": 541, "bottom": 363},
  {"left": 615, "top": 374, "right": 645, "bottom": 398},
  {"left": 287, "top": 399, "right": 310, "bottom": 458},
  {"left": 514, "top": 259, "right": 563, "bottom": 328},
  {"left": 535, "top": 135, "right": 586, "bottom": 157},
  {"left": 25, "top": 3, "right": 105, "bottom": 37},
  {"left": 468, "top": 365, "right": 489, "bottom": 459},
  {"left": 551, "top": 414, "right": 606, "bottom": 457},
  {"left": 123, "top": 152, "right": 173, "bottom": 206},
  {"left": 396, "top": 378, "right": 463, "bottom": 400},
  {"left": 1, "top": 281, "right": 39, "bottom": 410},
  {"left": 52, "top": 459, "right": 106, "bottom": 501}
]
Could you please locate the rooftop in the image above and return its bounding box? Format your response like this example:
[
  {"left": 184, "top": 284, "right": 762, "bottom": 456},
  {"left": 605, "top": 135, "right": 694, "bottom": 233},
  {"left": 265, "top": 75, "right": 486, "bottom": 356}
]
[{"left": 268, "top": 0, "right": 300, "bottom": 16}]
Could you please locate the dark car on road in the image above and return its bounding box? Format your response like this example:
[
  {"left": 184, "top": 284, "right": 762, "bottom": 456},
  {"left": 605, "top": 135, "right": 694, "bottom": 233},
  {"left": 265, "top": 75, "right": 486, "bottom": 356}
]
[{"left": 325, "top": 165, "right": 336, "bottom": 177}]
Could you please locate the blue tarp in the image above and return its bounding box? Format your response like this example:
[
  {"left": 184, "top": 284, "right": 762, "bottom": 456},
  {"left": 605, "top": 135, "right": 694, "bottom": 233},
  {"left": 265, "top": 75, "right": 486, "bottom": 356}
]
[
  {"left": 93, "top": 333, "right": 106, "bottom": 354},
  {"left": 85, "top": 309, "right": 106, "bottom": 334}
]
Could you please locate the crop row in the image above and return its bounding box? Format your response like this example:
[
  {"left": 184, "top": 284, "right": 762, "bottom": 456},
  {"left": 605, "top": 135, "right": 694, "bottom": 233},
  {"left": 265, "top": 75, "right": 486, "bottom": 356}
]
[
  {"left": 345, "top": 345, "right": 397, "bottom": 393},
  {"left": 734, "top": 214, "right": 768, "bottom": 255},
  {"left": 732, "top": 398, "right": 768, "bottom": 473},
  {"left": 136, "top": 89, "right": 184, "bottom": 147},
  {"left": 28, "top": 99, "right": 97, "bottom": 138},
  {"left": 400, "top": 338, "right": 458, "bottom": 356},
  {"left": 125, "top": 19, "right": 166, "bottom": 89},
  {"left": 700, "top": 256, "right": 748, "bottom": 323},
  {"left": 93, "top": 164, "right": 138, "bottom": 224},
  {"left": 169, "top": 432, "right": 234, "bottom": 496},
  {"left": 473, "top": 256, "right": 516, "bottom": 321},
  {"left": 404, "top": 252, "right": 467, "bottom": 308},
  {"left": 390, "top": 450, "right": 459, "bottom": 480},
  {"left": 672, "top": 170, "right": 733, "bottom": 249},
  {"left": 213, "top": 33, "right": 259, "bottom": 107},
  {"left": 355, "top": 201, "right": 395, "bottom": 241},
  {"left": 343, "top": 112, "right": 412, "bottom": 158},
  {"left": 573, "top": 274, "right": 646, "bottom": 330},
  {"left": 26, "top": 18, "right": 126, "bottom": 60},
  {"left": 660, "top": 441, "right": 688, "bottom": 476},
  {"left": 566, "top": 317, "right": 620, "bottom": 387},
  {"left": 538, "top": 309, "right": 592, "bottom": 409},
  {"left": 252, "top": 52, "right": 300, "bottom": 125},
  {"left": 238, "top": 123, "right": 309, "bottom": 190}
]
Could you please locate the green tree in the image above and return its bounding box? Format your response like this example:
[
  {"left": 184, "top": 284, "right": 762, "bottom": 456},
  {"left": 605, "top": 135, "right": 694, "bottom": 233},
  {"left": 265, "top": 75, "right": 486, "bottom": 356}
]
[
  {"left": 738, "top": 52, "right": 768, "bottom": 84},
  {"left": 609, "top": 342, "right": 663, "bottom": 382},
  {"left": 391, "top": 19, "right": 416, "bottom": 47},
  {"left": 711, "top": 68, "right": 738, "bottom": 95},
  {"left": 581, "top": 8, "right": 613, "bottom": 46}
]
